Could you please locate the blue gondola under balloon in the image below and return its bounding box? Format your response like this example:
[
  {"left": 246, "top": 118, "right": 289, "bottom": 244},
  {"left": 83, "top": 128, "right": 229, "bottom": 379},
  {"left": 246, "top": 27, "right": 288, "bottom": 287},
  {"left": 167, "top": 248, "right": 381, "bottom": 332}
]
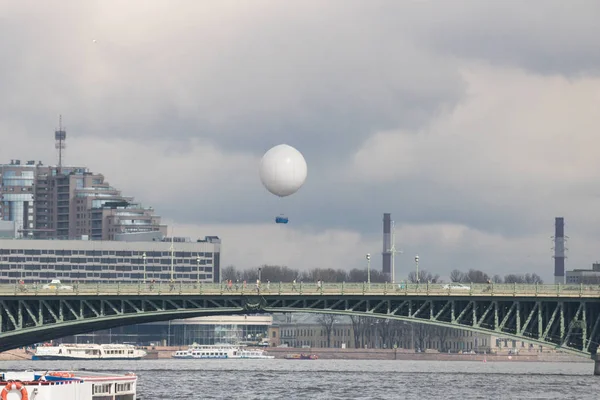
[{"left": 275, "top": 215, "right": 289, "bottom": 224}]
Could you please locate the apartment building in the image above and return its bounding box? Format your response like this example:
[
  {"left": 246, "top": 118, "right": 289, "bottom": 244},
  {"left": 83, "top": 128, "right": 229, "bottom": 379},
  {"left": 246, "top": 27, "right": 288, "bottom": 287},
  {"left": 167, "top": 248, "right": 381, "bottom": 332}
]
[{"left": 0, "top": 160, "right": 166, "bottom": 240}]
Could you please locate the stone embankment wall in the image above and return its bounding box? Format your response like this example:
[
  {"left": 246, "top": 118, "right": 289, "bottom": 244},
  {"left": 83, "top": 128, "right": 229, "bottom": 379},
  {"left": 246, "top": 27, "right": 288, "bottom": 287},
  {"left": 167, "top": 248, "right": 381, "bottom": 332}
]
[{"left": 139, "top": 346, "right": 591, "bottom": 363}]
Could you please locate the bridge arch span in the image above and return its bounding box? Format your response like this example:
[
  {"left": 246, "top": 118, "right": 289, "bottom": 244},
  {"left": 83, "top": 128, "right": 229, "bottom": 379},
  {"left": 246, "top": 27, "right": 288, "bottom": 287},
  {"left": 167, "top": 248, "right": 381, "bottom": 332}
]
[{"left": 0, "top": 284, "right": 598, "bottom": 359}]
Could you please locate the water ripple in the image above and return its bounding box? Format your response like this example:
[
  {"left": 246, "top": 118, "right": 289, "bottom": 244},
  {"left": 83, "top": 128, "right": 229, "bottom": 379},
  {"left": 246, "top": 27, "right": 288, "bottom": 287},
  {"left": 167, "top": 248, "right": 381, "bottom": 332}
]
[{"left": 0, "top": 359, "right": 598, "bottom": 399}]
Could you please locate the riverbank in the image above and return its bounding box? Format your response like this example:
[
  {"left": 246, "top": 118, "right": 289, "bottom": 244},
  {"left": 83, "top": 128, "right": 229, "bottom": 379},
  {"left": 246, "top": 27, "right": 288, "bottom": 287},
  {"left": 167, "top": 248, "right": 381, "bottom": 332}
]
[
  {"left": 0, "top": 349, "right": 31, "bottom": 361},
  {"left": 1, "top": 346, "right": 590, "bottom": 362}
]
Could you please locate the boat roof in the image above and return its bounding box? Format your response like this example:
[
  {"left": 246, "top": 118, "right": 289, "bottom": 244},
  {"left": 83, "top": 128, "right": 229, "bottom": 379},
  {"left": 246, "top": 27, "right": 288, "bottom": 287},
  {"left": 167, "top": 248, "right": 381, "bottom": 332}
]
[
  {"left": 43, "top": 343, "right": 136, "bottom": 348},
  {"left": 2, "top": 370, "right": 137, "bottom": 382}
]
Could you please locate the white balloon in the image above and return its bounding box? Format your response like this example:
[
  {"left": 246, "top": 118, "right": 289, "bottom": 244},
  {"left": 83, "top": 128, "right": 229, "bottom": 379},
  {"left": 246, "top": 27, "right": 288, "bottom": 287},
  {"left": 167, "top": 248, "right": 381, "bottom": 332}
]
[{"left": 259, "top": 144, "right": 307, "bottom": 197}]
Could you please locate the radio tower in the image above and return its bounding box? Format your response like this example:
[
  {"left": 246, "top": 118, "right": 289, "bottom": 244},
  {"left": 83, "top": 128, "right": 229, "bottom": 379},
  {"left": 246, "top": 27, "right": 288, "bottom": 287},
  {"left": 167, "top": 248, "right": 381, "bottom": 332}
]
[{"left": 55, "top": 115, "right": 66, "bottom": 173}]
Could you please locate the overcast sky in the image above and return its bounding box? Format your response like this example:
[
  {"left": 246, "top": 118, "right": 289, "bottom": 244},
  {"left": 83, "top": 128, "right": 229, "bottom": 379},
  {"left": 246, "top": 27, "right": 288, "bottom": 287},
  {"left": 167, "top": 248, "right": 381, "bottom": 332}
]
[{"left": 1, "top": 0, "right": 600, "bottom": 282}]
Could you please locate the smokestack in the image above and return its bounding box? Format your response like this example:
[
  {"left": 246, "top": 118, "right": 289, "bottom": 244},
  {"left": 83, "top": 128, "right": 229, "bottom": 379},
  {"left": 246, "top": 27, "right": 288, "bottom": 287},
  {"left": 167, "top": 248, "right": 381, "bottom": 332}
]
[
  {"left": 554, "top": 217, "right": 565, "bottom": 284},
  {"left": 382, "top": 213, "right": 391, "bottom": 275}
]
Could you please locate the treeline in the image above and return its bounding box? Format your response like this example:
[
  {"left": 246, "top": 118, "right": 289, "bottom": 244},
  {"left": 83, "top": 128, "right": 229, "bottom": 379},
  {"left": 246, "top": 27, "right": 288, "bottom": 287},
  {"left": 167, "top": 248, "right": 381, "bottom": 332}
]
[
  {"left": 220, "top": 265, "right": 390, "bottom": 283},
  {"left": 449, "top": 269, "right": 544, "bottom": 284},
  {"left": 220, "top": 265, "right": 544, "bottom": 284}
]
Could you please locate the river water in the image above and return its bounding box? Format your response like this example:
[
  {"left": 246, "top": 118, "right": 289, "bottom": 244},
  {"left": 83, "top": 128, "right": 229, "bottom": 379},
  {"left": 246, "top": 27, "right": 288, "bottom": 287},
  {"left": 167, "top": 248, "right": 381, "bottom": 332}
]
[{"left": 1, "top": 359, "right": 598, "bottom": 399}]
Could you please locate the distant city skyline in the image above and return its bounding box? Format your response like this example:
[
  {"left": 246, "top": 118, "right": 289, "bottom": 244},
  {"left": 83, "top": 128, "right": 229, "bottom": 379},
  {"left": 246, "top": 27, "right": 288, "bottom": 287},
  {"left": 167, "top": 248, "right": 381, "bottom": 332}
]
[{"left": 1, "top": 1, "right": 600, "bottom": 281}]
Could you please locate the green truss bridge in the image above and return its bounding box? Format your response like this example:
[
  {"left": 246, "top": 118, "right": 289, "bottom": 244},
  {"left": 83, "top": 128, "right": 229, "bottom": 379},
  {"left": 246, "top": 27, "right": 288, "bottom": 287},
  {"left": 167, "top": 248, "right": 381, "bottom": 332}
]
[{"left": 1, "top": 282, "right": 600, "bottom": 366}]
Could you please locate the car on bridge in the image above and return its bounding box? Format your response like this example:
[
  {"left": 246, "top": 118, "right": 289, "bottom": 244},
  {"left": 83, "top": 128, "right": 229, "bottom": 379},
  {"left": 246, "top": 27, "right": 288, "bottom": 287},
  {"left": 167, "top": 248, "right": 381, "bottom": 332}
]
[
  {"left": 442, "top": 284, "right": 470, "bottom": 290},
  {"left": 42, "top": 279, "right": 73, "bottom": 291}
]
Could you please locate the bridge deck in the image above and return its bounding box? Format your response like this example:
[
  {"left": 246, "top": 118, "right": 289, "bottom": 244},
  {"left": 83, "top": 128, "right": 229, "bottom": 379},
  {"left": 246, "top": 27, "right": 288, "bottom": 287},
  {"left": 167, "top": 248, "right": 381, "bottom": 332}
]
[
  {"left": 1, "top": 282, "right": 600, "bottom": 358},
  {"left": 2, "top": 282, "right": 599, "bottom": 298}
]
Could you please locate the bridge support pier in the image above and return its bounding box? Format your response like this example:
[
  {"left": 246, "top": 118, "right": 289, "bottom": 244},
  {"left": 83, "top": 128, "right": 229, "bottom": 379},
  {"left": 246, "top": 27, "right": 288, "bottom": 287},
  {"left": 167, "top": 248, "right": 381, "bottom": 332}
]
[{"left": 594, "top": 354, "right": 600, "bottom": 376}]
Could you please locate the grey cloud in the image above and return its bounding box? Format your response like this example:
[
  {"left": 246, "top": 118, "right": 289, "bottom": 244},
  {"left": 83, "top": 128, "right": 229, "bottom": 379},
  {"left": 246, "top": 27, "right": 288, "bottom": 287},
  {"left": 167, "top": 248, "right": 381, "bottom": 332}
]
[
  {"left": 0, "top": 1, "right": 465, "bottom": 164},
  {"left": 410, "top": 0, "right": 600, "bottom": 75}
]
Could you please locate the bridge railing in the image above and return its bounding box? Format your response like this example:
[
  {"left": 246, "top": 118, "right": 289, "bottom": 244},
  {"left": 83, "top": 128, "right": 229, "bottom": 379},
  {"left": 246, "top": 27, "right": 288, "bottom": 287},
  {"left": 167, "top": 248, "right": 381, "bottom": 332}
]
[{"left": 1, "top": 281, "right": 600, "bottom": 297}]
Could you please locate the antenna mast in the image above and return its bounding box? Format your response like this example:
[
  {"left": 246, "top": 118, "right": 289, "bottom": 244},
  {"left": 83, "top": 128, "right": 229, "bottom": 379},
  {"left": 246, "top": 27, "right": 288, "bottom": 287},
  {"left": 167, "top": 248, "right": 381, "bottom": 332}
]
[{"left": 54, "top": 115, "right": 66, "bottom": 172}]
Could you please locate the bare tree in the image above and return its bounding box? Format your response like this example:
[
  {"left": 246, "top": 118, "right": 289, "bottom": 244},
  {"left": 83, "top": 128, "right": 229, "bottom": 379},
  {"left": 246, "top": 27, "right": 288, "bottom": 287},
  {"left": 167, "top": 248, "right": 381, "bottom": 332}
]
[
  {"left": 221, "top": 265, "right": 237, "bottom": 281},
  {"left": 375, "top": 319, "right": 395, "bottom": 348},
  {"left": 463, "top": 269, "right": 490, "bottom": 283},
  {"left": 413, "top": 323, "right": 430, "bottom": 351},
  {"left": 317, "top": 314, "right": 336, "bottom": 347},
  {"left": 258, "top": 265, "right": 298, "bottom": 282},
  {"left": 386, "top": 320, "right": 403, "bottom": 348},
  {"left": 503, "top": 274, "right": 522, "bottom": 284},
  {"left": 524, "top": 273, "right": 543, "bottom": 284},
  {"left": 241, "top": 269, "right": 259, "bottom": 282},
  {"left": 408, "top": 269, "right": 441, "bottom": 284},
  {"left": 305, "top": 268, "right": 349, "bottom": 283},
  {"left": 434, "top": 326, "right": 452, "bottom": 352},
  {"left": 348, "top": 269, "right": 367, "bottom": 283},
  {"left": 504, "top": 273, "right": 544, "bottom": 284},
  {"left": 492, "top": 274, "right": 503, "bottom": 283},
  {"left": 349, "top": 315, "right": 368, "bottom": 348},
  {"left": 450, "top": 269, "right": 464, "bottom": 283}
]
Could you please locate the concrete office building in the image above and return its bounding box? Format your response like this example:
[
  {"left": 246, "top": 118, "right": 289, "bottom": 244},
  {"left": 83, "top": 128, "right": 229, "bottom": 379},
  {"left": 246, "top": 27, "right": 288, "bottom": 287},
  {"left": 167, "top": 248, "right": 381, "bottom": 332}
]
[
  {"left": 0, "top": 236, "right": 221, "bottom": 284},
  {"left": 566, "top": 263, "right": 600, "bottom": 284}
]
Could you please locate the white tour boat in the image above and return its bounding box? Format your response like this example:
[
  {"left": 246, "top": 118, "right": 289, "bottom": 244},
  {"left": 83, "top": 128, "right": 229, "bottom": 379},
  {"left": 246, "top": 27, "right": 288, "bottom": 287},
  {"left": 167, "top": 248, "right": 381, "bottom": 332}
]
[
  {"left": 33, "top": 343, "right": 147, "bottom": 361},
  {"left": 0, "top": 369, "right": 137, "bottom": 400},
  {"left": 172, "top": 344, "right": 274, "bottom": 359}
]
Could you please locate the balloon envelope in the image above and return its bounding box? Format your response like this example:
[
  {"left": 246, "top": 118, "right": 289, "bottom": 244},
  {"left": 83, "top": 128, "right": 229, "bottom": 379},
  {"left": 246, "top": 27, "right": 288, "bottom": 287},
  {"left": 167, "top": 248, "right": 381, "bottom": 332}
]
[{"left": 259, "top": 144, "right": 307, "bottom": 197}]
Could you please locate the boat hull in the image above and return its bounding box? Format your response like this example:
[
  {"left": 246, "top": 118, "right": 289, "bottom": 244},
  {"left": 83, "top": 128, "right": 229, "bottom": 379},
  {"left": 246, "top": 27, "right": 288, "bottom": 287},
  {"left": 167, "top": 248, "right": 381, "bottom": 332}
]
[{"left": 32, "top": 355, "right": 144, "bottom": 361}]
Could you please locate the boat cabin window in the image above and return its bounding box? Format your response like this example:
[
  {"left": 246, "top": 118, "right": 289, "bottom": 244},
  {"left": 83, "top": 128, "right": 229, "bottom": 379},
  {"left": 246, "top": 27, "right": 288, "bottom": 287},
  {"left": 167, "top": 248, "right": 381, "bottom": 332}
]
[
  {"left": 92, "top": 383, "right": 112, "bottom": 395},
  {"left": 116, "top": 382, "right": 133, "bottom": 393}
]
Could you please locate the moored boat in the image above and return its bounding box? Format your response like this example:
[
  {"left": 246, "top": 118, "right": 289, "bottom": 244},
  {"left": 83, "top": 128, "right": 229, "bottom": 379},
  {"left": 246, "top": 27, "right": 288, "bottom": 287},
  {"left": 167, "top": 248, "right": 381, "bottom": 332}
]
[
  {"left": 0, "top": 369, "right": 137, "bottom": 400},
  {"left": 172, "top": 344, "right": 274, "bottom": 359},
  {"left": 32, "top": 343, "right": 146, "bottom": 360},
  {"left": 284, "top": 353, "right": 319, "bottom": 360}
]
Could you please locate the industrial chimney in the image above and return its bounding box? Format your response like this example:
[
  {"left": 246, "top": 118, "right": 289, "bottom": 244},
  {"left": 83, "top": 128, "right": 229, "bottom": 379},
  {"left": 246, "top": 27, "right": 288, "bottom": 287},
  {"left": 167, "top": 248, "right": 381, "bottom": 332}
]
[
  {"left": 553, "top": 217, "right": 566, "bottom": 284},
  {"left": 382, "top": 213, "right": 391, "bottom": 276}
]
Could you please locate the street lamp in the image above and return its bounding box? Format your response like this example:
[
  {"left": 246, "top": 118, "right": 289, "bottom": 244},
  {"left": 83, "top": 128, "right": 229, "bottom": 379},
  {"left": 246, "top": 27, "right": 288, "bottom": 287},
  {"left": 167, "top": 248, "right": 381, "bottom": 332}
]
[
  {"left": 196, "top": 255, "right": 201, "bottom": 285},
  {"left": 142, "top": 252, "right": 147, "bottom": 284},
  {"left": 170, "top": 236, "right": 175, "bottom": 282},
  {"left": 258, "top": 267, "right": 262, "bottom": 283},
  {"left": 414, "top": 255, "right": 419, "bottom": 284},
  {"left": 366, "top": 254, "right": 371, "bottom": 285}
]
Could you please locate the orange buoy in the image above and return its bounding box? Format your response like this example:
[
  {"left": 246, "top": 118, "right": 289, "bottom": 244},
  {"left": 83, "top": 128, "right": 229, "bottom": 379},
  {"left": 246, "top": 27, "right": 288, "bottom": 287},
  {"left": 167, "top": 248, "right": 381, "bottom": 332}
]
[{"left": 1, "top": 381, "right": 29, "bottom": 400}]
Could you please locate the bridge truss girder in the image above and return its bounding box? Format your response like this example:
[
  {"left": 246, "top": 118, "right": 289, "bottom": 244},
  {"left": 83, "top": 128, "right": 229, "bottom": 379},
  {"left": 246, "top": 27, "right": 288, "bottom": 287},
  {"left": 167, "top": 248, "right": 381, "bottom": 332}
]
[{"left": 0, "top": 295, "right": 598, "bottom": 357}]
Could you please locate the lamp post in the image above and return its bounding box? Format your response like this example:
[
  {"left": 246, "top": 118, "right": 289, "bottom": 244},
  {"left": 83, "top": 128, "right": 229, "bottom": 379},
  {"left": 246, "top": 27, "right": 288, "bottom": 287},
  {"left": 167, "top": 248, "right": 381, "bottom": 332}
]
[
  {"left": 142, "top": 252, "right": 147, "bottom": 284},
  {"left": 258, "top": 267, "right": 262, "bottom": 283},
  {"left": 366, "top": 254, "right": 371, "bottom": 286},
  {"left": 196, "top": 255, "right": 201, "bottom": 285},
  {"left": 415, "top": 255, "right": 419, "bottom": 284},
  {"left": 170, "top": 236, "right": 175, "bottom": 282}
]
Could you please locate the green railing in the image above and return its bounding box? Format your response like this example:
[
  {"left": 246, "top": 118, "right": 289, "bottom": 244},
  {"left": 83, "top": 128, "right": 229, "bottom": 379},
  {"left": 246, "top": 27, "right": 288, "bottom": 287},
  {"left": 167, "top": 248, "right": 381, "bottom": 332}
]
[{"left": 1, "top": 282, "right": 600, "bottom": 298}]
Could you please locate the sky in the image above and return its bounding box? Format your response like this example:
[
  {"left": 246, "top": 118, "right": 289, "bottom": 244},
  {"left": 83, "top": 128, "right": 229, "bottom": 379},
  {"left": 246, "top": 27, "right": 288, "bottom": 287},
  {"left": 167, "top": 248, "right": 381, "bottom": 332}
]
[{"left": 1, "top": 0, "right": 600, "bottom": 282}]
